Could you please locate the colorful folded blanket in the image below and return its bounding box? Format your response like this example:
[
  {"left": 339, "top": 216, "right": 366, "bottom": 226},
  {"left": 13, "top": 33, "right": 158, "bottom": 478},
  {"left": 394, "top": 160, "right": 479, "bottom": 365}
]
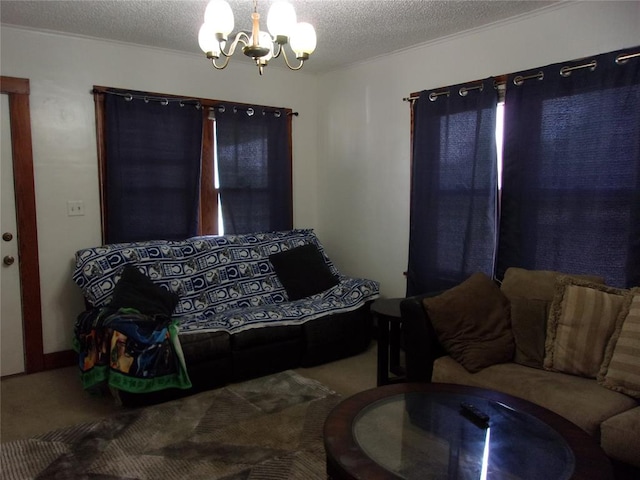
[{"left": 73, "top": 308, "right": 191, "bottom": 394}]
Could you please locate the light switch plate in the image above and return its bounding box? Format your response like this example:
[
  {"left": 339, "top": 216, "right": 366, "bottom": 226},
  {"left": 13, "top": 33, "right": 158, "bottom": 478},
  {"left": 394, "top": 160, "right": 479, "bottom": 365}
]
[{"left": 67, "top": 200, "right": 85, "bottom": 216}]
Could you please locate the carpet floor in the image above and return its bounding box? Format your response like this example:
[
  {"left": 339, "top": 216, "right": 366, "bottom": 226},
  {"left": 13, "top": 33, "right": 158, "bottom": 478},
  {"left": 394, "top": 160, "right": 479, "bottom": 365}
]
[{"left": 0, "top": 370, "right": 342, "bottom": 480}]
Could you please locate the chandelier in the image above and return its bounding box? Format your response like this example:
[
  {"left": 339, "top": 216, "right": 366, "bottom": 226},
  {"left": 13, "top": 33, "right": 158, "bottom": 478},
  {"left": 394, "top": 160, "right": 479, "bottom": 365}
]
[{"left": 198, "top": 0, "right": 317, "bottom": 75}]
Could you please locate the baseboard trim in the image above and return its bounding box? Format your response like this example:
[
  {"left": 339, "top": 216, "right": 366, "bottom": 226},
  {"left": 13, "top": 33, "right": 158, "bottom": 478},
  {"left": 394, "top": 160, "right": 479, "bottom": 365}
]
[{"left": 43, "top": 349, "right": 76, "bottom": 370}]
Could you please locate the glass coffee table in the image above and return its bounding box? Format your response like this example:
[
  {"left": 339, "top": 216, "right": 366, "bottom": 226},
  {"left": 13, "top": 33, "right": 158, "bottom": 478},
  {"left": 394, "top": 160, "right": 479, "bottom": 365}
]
[{"left": 324, "top": 383, "right": 613, "bottom": 479}]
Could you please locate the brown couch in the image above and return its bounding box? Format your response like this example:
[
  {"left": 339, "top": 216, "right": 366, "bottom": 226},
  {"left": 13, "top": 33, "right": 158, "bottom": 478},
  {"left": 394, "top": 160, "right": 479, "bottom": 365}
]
[{"left": 401, "top": 268, "right": 640, "bottom": 477}]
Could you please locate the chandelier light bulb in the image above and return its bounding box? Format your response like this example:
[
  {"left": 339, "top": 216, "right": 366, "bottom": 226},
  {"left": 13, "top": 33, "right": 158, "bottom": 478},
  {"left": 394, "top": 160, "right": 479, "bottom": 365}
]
[
  {"left": 204, "top": 0, "right": 234, "bottom": 37},
  {"left": 267, "top": 1, "right": 297, "bottom": 39},
  {"left": 198, "top": 23, "right": 220, "bottom": 55},
  {"left": 290, "top": 22, "right": 317, "bottom": 57}
]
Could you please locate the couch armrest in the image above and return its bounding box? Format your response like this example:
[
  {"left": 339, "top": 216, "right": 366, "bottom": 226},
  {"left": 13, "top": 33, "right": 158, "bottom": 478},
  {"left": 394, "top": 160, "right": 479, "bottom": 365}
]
[{"left": 400, "top": 292, "right": 447, "bottom": 382}]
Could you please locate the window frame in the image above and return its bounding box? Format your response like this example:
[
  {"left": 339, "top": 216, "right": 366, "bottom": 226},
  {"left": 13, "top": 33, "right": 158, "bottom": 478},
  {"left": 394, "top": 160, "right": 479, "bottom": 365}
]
[{"left": 92, "top": 86, "right": 294, "bottom": 242}]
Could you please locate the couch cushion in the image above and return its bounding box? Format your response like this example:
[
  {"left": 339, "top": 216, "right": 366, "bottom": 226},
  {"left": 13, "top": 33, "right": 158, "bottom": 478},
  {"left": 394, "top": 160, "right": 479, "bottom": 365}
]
[
  {"left": 599, "top": 292, "right": 640, "bottom": 398},
  {"left": 269, "top": 244, "right": 339, "bottom": 300},
  {"left": 301, "top": 305, "right": 372, "bottom": 366},
  {"left": 508, "top": 297, "right": 549, "bottom": 369},
  {"left": 178, "top": 276, "right": 379, "bottom": 334},
  {"left": 178, "top": 331, "right": 231, "bottom": 363},
  {"left": 600, "top": 406, "right": 640, "bottom": 467},
  {"left": 500, "top": 268, "right": 604, "bottom": 369},
  {"left": 544, "top": 277, "right": 629, "bottom": 378},
  {"left": 432, "top": 355, "right": 638, "bottom": 437},
  {"left": 500, "top": 267, "right": 605, "bottom": 301},
  {"left": 109, "top": 265, "right": 179, "bottom": 317},
  {"left": 422, "top": 272, "right": 514, "bottom": 373},
  {"left": 231, "top": 324, "right": 302, "bottom": 349}
]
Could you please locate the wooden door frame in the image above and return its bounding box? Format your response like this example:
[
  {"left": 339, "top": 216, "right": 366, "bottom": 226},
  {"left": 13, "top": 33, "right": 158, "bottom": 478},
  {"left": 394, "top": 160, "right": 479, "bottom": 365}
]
[{"left": 1, "top": 76, "right": 44, "bottom": 373}]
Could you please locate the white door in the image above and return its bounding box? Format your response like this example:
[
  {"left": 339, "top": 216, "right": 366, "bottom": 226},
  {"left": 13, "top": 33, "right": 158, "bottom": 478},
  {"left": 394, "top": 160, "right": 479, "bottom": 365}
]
[{"left": 1, "top": 93, "right": 25, "bottom": 376}]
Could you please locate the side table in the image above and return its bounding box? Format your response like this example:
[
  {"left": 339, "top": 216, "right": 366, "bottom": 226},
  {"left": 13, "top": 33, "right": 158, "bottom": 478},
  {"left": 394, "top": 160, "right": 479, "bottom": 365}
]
[{"left": 371, "top": 297, "right": 406, "bottom": 386}]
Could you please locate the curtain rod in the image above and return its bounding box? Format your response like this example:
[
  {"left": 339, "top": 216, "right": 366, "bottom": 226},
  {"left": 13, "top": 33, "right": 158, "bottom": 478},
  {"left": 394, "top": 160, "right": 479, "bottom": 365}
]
[
  {"left": 616, "top": 51, "right": 640, "bottom": 64},
  {"left": 403, "top": 81, "right": 487, "bottom": 103},
  {"left": 211, "top": 104, "right": 298, "bottom": 117},
  {"left": 513, "top": 71, "right": 543, "bottom": 86},
  {"left": 92, "top": 89, "right": 203, "bottom": 107},
  {"left": 403, "top": 49, "right": 639, "bottom": 102},
  {"left": 91, "top": 88, "right": 202, "bottom": 109},
  {"left": 92, "top": 87, "right": 298, "bottom": 116}
]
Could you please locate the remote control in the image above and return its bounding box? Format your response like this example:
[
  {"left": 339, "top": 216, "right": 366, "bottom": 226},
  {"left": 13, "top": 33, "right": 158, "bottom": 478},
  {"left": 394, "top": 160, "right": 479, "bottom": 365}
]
[{"left": 460, "top": 402, "right": 490, "bottom": 428}]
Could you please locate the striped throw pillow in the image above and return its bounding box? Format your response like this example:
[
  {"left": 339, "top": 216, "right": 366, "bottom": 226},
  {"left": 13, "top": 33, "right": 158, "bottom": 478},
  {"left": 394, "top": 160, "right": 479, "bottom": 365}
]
[
  {"left": 544, "top": 277, "right": 630, "bottom": 378},
  {"left": 598, "top": 293, "right": 640, "bottom": 398}
]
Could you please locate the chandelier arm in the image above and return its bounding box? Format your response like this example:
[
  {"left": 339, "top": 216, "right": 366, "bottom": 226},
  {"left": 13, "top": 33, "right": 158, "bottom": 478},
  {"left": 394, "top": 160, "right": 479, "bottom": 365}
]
[
  {"left": 218, "top": 32, "right": 250, "bottom": 58},
  {"left": 281, "top": 47, "right": 305, "bottom": 71},
  {"left": 211, "top": 56, "right": 232, "bottom": 70},
  {"left": 272, "top": 42, "right": 283, "bottom": 60}
]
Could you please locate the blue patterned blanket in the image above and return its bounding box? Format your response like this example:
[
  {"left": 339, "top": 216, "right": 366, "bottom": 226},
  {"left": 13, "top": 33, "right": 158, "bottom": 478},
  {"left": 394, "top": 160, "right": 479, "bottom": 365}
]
[{"left": 73, "top": 230, "right": 380, "bottom": 335}]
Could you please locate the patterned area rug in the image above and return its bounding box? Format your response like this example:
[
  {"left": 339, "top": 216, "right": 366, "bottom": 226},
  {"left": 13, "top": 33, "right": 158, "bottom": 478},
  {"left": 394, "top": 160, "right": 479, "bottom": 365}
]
[{"left": 1, "top": 371, "right": 341, "bottom": 480}]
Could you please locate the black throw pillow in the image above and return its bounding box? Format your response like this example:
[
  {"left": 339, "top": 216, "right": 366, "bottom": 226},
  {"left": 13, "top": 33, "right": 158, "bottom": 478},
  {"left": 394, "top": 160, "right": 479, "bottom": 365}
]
[
  {"left": 269, "top": 244, "right": 339, "bottom": 300},
  {"left": 108, "top": 265, "right": 179, "bottom": 317}
]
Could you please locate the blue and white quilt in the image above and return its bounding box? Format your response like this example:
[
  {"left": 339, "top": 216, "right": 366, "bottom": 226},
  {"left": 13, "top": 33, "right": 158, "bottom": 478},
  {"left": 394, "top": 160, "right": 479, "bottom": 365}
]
[{"left": 73, "top": 229, "right": 380, "bottom": 335}]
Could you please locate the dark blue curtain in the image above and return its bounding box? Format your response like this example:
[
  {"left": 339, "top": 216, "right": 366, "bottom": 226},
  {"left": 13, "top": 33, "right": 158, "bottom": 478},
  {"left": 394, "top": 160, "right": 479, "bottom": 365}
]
[
  {"left": 104, "top": 94, "right": 203, "bottom": 243},
  {"left": 497, "top": 47, "right": 640, "bottom": 288},
  {"left": 407, "top": 80, "right": 499, "bottom": 295},
  {"left": 215, "top": 105, "right": 292, "bottom": 234}
]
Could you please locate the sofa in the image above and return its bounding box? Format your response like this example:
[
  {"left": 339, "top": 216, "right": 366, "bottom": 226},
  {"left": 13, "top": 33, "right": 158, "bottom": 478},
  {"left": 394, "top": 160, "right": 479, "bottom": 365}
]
[
  {"left": 72, "top": 229, "right": 379, "bottom": 406},
  {"left": 401, "top": 268, "right": 640, "bottom": 476}
]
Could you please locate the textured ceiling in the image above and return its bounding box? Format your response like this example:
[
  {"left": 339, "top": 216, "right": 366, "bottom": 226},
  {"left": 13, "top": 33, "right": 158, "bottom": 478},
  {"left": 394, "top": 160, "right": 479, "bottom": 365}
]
[{"left": 1, "top": 0, "right": 561, "bottom": 73}]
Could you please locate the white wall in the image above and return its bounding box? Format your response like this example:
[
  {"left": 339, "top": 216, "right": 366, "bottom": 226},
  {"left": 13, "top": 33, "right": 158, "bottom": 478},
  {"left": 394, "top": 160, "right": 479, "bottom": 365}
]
[
  {"left": 0, "top": 27, "right": 319, "bottom": 354},
  {"left": 316, "top": 1, "right": 640, "bottom": 299},
  {"left": 1, "top": 0, "right": 639, "bottom": 356}
]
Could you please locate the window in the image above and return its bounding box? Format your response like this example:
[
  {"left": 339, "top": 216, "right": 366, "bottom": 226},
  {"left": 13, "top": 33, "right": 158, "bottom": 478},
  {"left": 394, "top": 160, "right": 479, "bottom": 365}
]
[
  {"left": 407, "top": 78, "right": 498, "bottom": 295},
  {"left": 409, "top": 47, "right": 640, "bottom": 292},
  {"left": 496, "top": 54, "right": 640, "bottom": 287},
  {"left": 93, "top": 87, "right": 293, "bottom": 243}
]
